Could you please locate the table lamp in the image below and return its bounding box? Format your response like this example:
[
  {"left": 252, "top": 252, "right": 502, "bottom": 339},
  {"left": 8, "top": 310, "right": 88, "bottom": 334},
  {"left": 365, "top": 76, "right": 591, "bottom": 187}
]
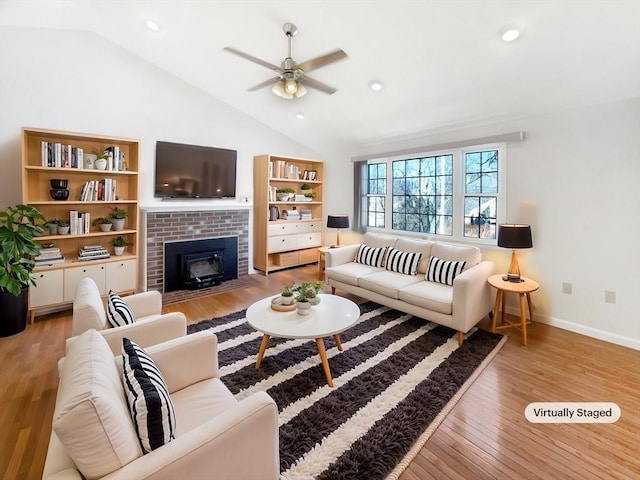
[
  {"left": 327, "top": 215, "right": 350, "bottom": 247},
  {"left": 497, "top": 224, "right": 532, "bottom": 280}
]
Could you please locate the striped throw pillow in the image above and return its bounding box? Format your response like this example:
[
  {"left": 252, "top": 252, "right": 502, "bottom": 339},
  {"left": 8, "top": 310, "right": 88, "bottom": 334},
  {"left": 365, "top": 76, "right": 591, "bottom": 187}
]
[
  {"left": 122, "top": 338, "right": 176, "bottom": 454},
  {"left": 426, "top": 256, "right": 466, "bottom": 285},
  {"left": 107, "top": 290, "right": 135, "bottom": 327},
  {"left": 385, "top": 248, "right": 422, "bottom": 275},
  {"left": 354, "top": 244, "right": 388, "bottom": 267}
]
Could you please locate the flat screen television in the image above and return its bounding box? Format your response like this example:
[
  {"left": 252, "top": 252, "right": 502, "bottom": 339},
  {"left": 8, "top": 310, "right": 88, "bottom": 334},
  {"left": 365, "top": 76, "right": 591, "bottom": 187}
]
[{"left": 154, "top": 141, "right": 237, "bottom": 198}]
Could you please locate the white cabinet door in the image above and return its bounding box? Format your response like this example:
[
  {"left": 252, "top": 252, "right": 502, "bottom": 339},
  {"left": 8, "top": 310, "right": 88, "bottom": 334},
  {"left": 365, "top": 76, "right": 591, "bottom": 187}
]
[
  {"left": 267, "top": 235, "right": 298, "bottom": 253},
  {"left": 105, "top": 259, "right": 136, "bottom": 293},
  {"left": 29, "top": 269, "right": 64, "bottom": 308},
  {"left": 297, "top": 232, "right": 322, "bottom": 249},
  {"left": 64, "top": 264, "right": 106, "bottom": 301}
]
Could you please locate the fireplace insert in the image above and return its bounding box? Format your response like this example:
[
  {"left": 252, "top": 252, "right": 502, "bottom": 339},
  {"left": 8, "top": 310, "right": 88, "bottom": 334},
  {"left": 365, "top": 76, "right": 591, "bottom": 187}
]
[{"left": 181, "top": 251, "right": 224, "bottom": 289}]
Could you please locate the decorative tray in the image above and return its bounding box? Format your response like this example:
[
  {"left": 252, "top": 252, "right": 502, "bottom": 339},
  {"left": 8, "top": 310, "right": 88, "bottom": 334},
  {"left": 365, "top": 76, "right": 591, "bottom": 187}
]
[{"left": 270, "top": 296, "right": 297, "bottom": 312}]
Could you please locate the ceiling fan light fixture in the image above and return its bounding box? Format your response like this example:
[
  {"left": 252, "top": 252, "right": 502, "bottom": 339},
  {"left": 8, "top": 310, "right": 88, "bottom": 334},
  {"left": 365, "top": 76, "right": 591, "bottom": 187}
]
[
  {"left": 285, "top": 78, "right": 298, "bottom": 94},
  {"left": 272, "top": 80, "right": 286, "bottom": 97},
  {"left": 295, "top": 83, "right": 307, "bottom": 98}
]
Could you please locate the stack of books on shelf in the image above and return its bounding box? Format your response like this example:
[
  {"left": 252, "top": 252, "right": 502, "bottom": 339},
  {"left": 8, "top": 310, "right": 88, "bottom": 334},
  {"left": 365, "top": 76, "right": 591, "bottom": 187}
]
[
  {"left": 78, "top": 245, "right": 110, "bottom": 262},
  {"left": 281, "top": 209, "right": 300, "bottom": 220},
  {"left": 34, "top": 247, "right": 65, "bottom": 266},
  {"left": 299, "top": 209, "right": 313, "bottom": 220},
  {"left": 80, "top": 179, "right": 117, "bottom": 201}
]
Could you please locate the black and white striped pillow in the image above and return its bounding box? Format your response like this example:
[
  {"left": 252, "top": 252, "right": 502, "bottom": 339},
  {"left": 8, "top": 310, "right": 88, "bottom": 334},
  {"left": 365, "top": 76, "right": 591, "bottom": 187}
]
[
  {"left": 107, "top": 290, "right": 135, "bottom": 327},
  {"left": 122, "top": 338, "right": 176, "bottom": 454},
  {"left": 426, "top": 256, "right": 466, "bottom": 285},
  {"left": 385, "top": 248, "right": 422, "bottom": 275},
  {"left": 354, "top": 244, "right": 388, "bottom": 268}
]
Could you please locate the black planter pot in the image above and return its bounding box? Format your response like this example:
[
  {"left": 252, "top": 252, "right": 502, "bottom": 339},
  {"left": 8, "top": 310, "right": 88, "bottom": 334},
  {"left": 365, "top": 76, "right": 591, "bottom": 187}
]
[{"left": 0, "top": 286, "right": 28, "bottom": 337}]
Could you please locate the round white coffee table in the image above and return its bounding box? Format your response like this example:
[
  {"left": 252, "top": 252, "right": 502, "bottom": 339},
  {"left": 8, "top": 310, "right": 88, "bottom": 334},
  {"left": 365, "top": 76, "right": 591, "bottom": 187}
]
[{"left": 246, "top": 294, "right": 360, "bottom": 387}]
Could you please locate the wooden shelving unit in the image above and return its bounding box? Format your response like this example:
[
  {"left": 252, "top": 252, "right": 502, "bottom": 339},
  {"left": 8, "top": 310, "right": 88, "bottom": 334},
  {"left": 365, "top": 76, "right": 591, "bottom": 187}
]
[
  {"left": 253, "top": 154, "right": 324, "bottom": 274},
  {"left": 22, "top": 127, "right": 139, "bottom": 321}
]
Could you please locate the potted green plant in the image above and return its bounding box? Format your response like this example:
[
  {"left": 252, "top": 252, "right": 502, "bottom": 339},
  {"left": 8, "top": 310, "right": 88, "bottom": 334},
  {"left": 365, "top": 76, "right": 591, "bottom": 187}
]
[
  {"left": 276, "top": 187, "right": 295, "bottom": 201},
  {"left": 300, "top": 183, "right": 315, "bottom": 199},
  {"left": 0, "top": 204, "right": 45, "bottom": 336},
  {"left": 280, "top": 284, "right": 295, "bottom": 305},
  {"left": 292, "top": 281, "right": 324, "bottom": 314},
  {"left": 44, "top": 218, "right": 59, "bottom": 235},
  {"left": 93, "top": 217, "right": 113, "bottom": 232},
  {"left": 109, "top": 207, "right": 128, "bottom": 231},
  {"left": 109, "top": 236, "right": 130, "bottom": 256},
  {"left": 56, "top": 220, "right": 70, "bottom": 235},
  {"left": 92, "top": 148, "right": 109, "bottom": 170}
]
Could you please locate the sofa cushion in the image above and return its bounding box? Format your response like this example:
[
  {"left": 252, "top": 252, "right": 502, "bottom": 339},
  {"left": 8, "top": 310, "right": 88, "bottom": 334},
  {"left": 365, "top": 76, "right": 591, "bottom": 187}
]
[
  {"left": 107, "top": 290, "right": 136, "bottom": 327},
  {"left": 385, "top": 248, "right": 422, "bottom": 275},
  {"left": 53, "top": 329, "right": 141, "bottom": 480},
  {"left": 426, "top": 256, "right": 466, "bottom": 286},
  {"left": 363, "top": 232, "right": 399, "bottom": 248},
  {"left": 122, "top": 338, "right": 176, "bottom": 453},
  {"left": 72, "top": 277, "right": 109, "bottom": 336},
  {"left": 325, "top": 262, "right": 381, "bottom": 287},
  {"left": 355, "top": 244, "right": 388, "bottom": 267},
  {"left": 359, "top": 270, "right": 423, "bottom": 299},
  {"left": 431, "top": 242, "right": 481, "bottom": 269},
  {"left": 399, "top": 281, "right": 454, "bottom": 315},
  {"left": 395, "top": 237, "right": 434, "bottom": 274}
]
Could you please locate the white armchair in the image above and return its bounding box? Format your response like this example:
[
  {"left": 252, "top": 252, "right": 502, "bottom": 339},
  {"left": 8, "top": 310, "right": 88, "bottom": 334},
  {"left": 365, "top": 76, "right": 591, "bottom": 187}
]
[
  {"left": 43, "top": 329, "right": 280, "bottom": 480},
  {"left": 68, "top": 277, "right": 187, "bottom": 355}
]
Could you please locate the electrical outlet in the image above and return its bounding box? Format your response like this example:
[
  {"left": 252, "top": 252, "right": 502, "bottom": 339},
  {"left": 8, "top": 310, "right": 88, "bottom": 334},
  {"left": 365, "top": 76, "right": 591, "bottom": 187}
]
[
  {"left": 605, "top": 291, "right": 616, "bottom": 304},
  {"left": 562, "top": 282, "right": 572, "bottom": 294}
]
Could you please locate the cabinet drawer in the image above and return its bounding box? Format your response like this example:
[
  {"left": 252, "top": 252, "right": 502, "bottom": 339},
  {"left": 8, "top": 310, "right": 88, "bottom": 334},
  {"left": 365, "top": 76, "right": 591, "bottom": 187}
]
[
  {"left": 296, "top": 222, "right": 322, "bottom": 233},
  {"left": 299, "top": 248, "right": 318, "bottom": 263},
  {"left": 29, "top": 269, "right": 64, "bottom": 308},
  {"left": 267, "top": 235, "right": 298, "bottom": 253},
  {"left": 296, "top": 232, "right": 322, "bottom": 249},
  {"left": 64, "top": 264, "right": 106, "bottom": 301},
  {"left": 106, "top": 259, "right": 137, "bottom": 293},
  {"left": 274, "top": 251, "right": 299, "bottom": 266},
  {"left": 268, "top": 222, "right": 300, "bottom": 236}
]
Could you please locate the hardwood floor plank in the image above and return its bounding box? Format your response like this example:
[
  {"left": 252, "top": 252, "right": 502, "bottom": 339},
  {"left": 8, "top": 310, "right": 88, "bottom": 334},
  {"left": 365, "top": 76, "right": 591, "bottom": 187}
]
[{"left": 1, "top": 265, "right": 638, "bottom": 480}]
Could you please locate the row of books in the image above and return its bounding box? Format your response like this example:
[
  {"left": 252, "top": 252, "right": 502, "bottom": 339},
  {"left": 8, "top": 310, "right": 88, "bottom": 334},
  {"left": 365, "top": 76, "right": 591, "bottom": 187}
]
[
  {"left": 69, "top": 211, "right": 91, "bottom": 235},
  {"left": 269, "top": 161, "right": 301, "bottom": 180},
  {"left": 80, "top": 179, "right": 117, "bottom": 201},
  {"left": 78, "top": 245, "right": 110, "bottom": 262},
  {"left": 40, "top": 142, "right": 126, "bottom": 171},
  {"left": 34, "top": 247, "right": 65, "bottom": 265}
]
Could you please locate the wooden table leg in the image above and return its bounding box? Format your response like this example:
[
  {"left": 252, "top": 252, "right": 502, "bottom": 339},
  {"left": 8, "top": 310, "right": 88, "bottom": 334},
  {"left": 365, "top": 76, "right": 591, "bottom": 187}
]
[
  {"left": 255, "top": 334, "right": 270, "bottom": 369},
  {"left": 491, "top": 290, "right": 502, "bottom": 333},
  {"left": 316, "top": 338, "right": 334, "bottom": 387},
  {"left": 519, "top": 293, "right": 528, "bottom": 346},
  {"left": 333, "top": 334, "right": 343, "bottom": 351},
  {"left": 526, "top": 292, "right": 534, "bottom": 323}
]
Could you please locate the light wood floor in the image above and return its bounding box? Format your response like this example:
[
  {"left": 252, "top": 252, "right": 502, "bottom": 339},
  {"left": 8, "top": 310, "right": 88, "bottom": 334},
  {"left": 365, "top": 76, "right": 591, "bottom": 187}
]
[{"left": 1, "top": 265, "right": 638, "bottom": 479}]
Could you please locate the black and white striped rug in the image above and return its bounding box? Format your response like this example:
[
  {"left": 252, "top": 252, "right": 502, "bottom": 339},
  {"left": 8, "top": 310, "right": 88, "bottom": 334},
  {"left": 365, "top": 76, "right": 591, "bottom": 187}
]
[{"left": 188, "top": 301, "right": 506, "bottom": 479}]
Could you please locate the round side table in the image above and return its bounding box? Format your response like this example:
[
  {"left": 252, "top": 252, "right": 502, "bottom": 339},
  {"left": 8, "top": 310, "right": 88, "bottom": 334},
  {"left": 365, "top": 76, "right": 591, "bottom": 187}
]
[{"left": 488, "top": 274, "right": 539, "bottom": 346}]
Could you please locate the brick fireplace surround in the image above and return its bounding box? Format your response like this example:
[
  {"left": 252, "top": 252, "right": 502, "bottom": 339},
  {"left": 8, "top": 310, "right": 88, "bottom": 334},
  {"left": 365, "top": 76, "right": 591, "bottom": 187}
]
[{"left": 142, "top": 207, "right": 250, "bottom": 294}]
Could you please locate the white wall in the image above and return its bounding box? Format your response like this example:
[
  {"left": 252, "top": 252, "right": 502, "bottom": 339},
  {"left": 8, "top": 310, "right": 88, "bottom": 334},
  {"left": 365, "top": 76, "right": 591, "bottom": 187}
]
[
  {"left": 323, "top": 98, "right": 640, "bottom": 349},
  {"left": 0, "top": 26, "right": 318, "bottom": 207}
]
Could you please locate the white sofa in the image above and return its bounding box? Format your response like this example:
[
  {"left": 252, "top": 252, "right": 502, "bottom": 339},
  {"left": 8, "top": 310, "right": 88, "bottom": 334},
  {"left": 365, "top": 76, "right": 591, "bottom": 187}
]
[
  {"left": 325, "top": 232, "right": 494, "bottom": 345},
  {"left": 43, "top": 329, "right": 280, "bottom": 480}
]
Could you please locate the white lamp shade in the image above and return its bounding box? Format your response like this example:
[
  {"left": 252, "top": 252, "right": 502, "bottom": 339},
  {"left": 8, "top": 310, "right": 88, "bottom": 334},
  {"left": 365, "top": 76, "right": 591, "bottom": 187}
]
[
  {"left": 272, "top": 81, "right": 285, "bottom": 97},
  {"left": 295, "top": 83, "right": 307, "bottom": 97},
  {"left": 285, "top": 78, "right": 298, "bottom": 94}
]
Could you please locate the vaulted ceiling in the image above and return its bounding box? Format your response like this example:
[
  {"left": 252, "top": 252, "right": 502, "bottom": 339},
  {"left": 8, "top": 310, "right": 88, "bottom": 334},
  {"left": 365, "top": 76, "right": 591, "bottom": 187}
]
[{"left": 2, "top": 0, "right": 639, "bottom": 153}]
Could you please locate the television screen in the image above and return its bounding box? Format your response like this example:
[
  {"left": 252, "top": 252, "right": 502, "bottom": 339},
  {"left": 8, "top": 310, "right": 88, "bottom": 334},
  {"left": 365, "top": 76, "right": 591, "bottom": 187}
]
[{"left": 154, "top": 141, "right": 237, "bottom": 198}]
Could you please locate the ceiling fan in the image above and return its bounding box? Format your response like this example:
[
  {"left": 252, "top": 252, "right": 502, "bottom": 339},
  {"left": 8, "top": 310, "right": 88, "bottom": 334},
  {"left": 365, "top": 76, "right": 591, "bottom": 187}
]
[{"left": 224, "top": 23, "right": 348, "bottom": 99}]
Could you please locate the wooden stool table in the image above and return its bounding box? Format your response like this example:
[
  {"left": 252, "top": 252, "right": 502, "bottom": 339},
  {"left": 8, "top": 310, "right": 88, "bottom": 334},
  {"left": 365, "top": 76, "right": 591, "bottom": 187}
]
[{"left": 488, "top": 274, "right": 539, "bottom": 346}]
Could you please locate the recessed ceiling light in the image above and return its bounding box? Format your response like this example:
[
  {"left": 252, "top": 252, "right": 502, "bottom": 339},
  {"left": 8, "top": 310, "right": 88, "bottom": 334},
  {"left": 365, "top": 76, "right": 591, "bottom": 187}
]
[
  {"left": 501, "top": 27, "right": 520, "bottom": 42},
  {"left": 296, "top": 113, "right": 305, "bottom": 120},
  {"left": 369, "top": 81, "right": 383, "bottom": 92},
  {"left": 146, "top": 20, "right": 160, "bottom": 32}
]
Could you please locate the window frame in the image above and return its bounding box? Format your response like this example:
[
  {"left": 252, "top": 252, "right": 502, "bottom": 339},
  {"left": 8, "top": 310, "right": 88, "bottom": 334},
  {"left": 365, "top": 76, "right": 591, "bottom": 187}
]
[{"left": 364, "top": 142, "right": 507, "bottom": 245}]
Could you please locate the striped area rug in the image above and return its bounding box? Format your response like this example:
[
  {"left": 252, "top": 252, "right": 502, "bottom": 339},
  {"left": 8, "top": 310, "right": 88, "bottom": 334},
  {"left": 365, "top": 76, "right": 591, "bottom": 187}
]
[{"left": 188, "top": 301, "right": 506, "bottom": 479}]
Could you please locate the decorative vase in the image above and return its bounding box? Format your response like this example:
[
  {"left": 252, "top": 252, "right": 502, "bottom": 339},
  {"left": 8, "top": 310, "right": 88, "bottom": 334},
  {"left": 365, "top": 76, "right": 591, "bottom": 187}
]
[
  {"left": 94, "top": 158, "right": 107, "bottom": 170},
  {"left": 57, "top": 225, "right": 69, "bottom": 235},
  {"left": 277, "top": 193, "right": 290, "bottom": 202},
  {"left": 281, "top": 295, "right": 294, "bottom": 305},
  {"left": 297, "top": 301, "right": 311, "bottom": 316},
  {"left": 308, "top": 296, "right": 321, "bottom": 306},
  {"left": 0, "top": 287, "right": 28, "bottom": 337},
  {"left": 99, "top": 223, "right": 113, "bottom": 232},
  {"left": 47, "top": 223, "right": 58, "bottom": 235},
  {"left": 114, "top": 246, "right": 125, "bottom": 256},
  {"left": 112, "top": 218, "right": 125, "bottom": 231}
]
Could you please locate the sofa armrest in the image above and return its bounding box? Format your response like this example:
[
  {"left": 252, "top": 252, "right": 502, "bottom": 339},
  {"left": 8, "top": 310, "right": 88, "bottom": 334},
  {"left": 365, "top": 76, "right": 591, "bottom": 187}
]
[
  {"left": 145, "top": 330, "right": 219, "bottom": 393},
  {"left": 451, "top": 260, "right": 495, "bottom": 332},
  {"left": 325, "top": 244, "right": 360, "bottom": 268},
  {"left": 66, "top": 312, "right": 187, "bottom": 356},
  {"left": 106, "top": 391, "right": 279, "bottom": 480},
  {"left": 123, "top": 290, "right": 163, "bottom": 317}
]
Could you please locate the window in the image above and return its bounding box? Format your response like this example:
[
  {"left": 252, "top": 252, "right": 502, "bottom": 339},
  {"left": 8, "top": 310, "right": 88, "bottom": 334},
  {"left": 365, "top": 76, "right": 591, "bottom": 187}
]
[{"left": 362, "top": 143, "right": 505, "bottom": 243}]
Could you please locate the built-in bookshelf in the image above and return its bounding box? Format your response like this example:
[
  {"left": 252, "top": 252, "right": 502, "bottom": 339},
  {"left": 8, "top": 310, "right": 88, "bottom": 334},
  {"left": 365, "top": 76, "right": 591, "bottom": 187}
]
[{"left": 22, "top": 127, "right": 139, "bottom": 321}]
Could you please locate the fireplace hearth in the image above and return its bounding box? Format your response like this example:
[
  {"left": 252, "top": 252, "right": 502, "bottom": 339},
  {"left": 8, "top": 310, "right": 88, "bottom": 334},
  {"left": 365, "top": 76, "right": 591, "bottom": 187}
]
[{"left": 182, "top": 251, "right": 224, "bottom": 289}]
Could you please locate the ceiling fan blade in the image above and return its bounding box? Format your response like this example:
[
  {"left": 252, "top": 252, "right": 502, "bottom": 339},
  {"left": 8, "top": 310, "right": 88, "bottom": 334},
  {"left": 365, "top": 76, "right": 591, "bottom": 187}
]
[
  {"left": 247, "top": 76, "right": 281, "bottom": 92},
  {"left": 300, "top": 76, "right": 338, "bottom": 95},
  {"left": 223, "top": 47, "right": 283, "bottom": 73},
  {"left": 295, "top": 49, "right": 348, "bottom": 74}
]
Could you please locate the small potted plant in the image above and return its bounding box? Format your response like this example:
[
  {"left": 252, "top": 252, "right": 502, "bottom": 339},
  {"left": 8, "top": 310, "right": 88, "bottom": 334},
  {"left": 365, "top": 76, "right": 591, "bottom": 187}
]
[
  {"left": 109, "top": 236, "right": 130, "bottom": 256},
  {"left": 44, "top": 218, "right": 59, "bottom": 235},
  {"left": 276, "top": 187, "right": 295, "bottom": 202},
  {"left": 292, "top": 281, "right": 324, "bottom": 314},
  {"left": 93, "top": 217, "right": 113, "bottom": 232},
  {"left": 280, "top": 284, "right": 295, "bottom": 305},
  {"left": 109, "top": 207, "right": 128, "bottom": 231},
  {"left": 56, "top": 220, "right": 70, "bottom": 235},
  {"left": 92, "top": 148, "right": 109, "bottom": 170},
  {"left": 300, "top": 183, "right": 315, "bottom": 199}
]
